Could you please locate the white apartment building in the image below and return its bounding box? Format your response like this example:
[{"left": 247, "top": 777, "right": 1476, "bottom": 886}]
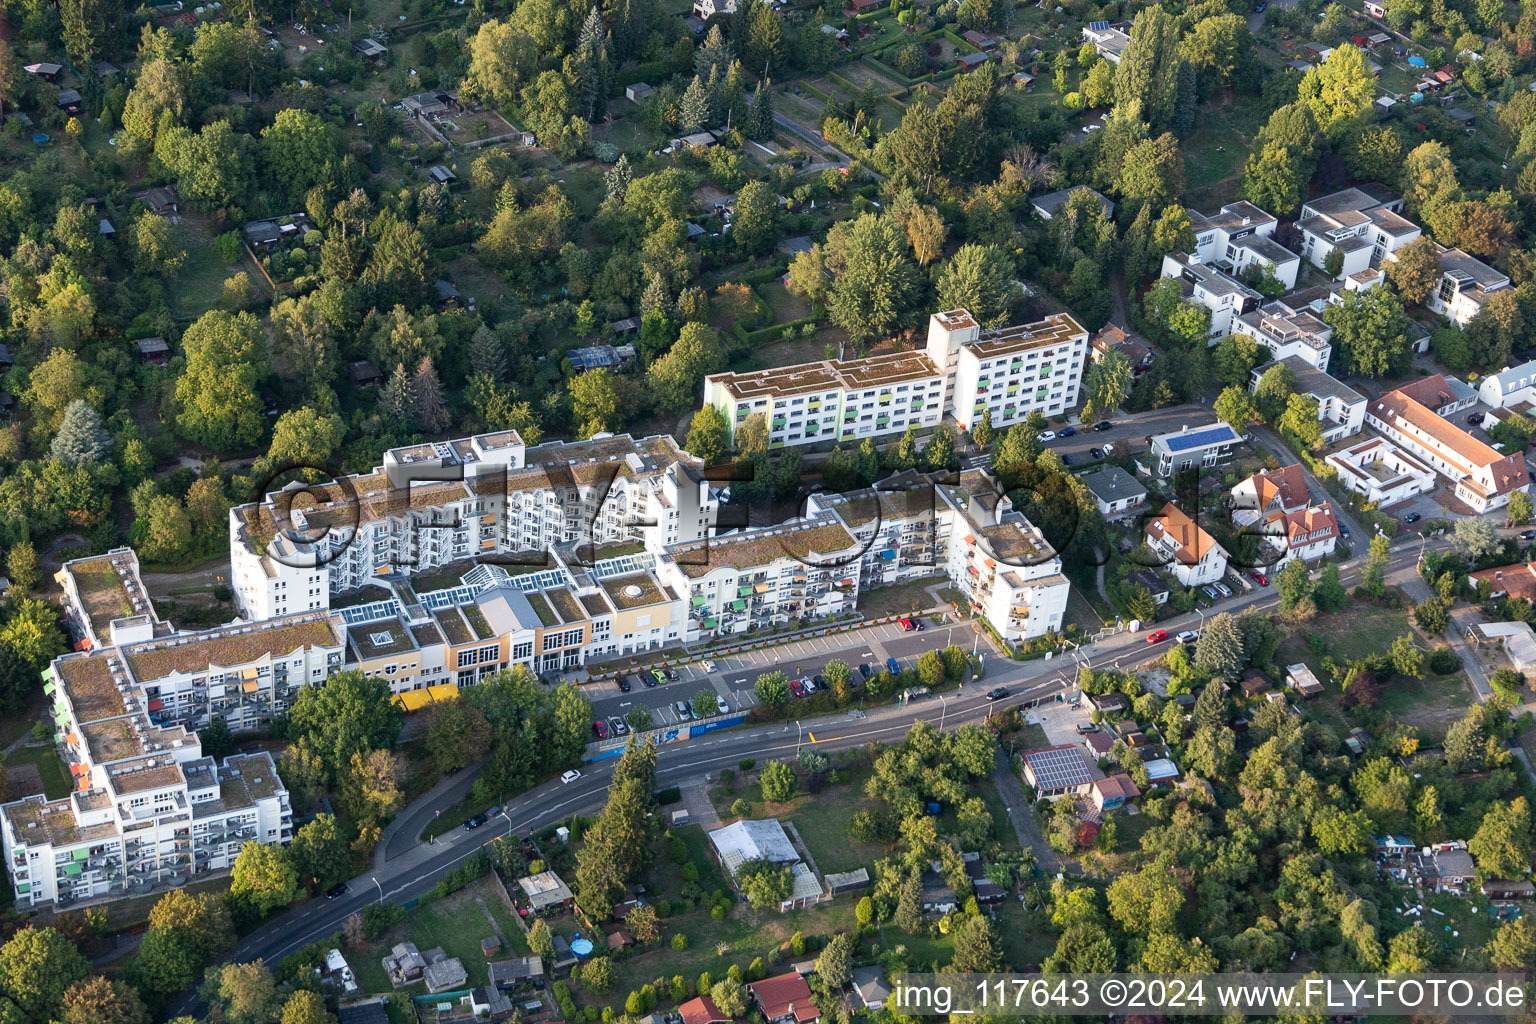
[
  {"left": 1395, "top": 243, "right": 1514, "bottom": 326},
  {"left": 1234, "top": 299, "right": 1334, "bottom": 371},
  {"left": 231, "top": 432, "right": 718, "bottom": 618},
  {"left": 701, "top": 310, "right": 1087, "bottom": 451},
  {"left": 1479, "top": 359, "right": 1536, "bottom": 410},
  {"left": 1159, "top": 252, "right": 1263, "bottom": 337},
  {"left": 1189, "top": 201, "right": 1301, "bottom": 290},
  {"left": 1144, "top": 503, "right": 1229, "bottom": 587},
  {"left": 1297, "top": 186, "right": 1421, "bottom": 279},
  {"left": 1248, "top": 356, "right": 1366, "bottom": 443},
  {"left": 1365, "top": 375, "right": 1530, "bottom": 513},
  {"left": 1325, "top": 437, "right": 1438, "bottom": 506}
]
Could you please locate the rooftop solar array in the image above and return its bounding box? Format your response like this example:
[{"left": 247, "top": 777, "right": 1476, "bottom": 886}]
[
  {"left": 1023, "top": 745, "right": 1093, "bottom": 790},
  {"left": 1160, "top": 425, "right": 1240, "bottom": 453}
]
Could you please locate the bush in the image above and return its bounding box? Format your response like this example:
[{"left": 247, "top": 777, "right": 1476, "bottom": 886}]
[
  {"left": 671, "top": 933, "right": 689, "bottom": 951},
  {"left": 362, "top": 901, "right": 404, "bottom": 939},
  {"left": 668, "top": 837, "right": 688, "bottom": 864},
  {"left": 656, "top": 786, "right": 682, "bottom": 805},
  {"left": 738, "top": 758, "right": 757, "bottom": 771},
  {"left": 730, "top": 798, "right": 751, "bottom": 817},
  {"left": 655, "top": 898, "right": 671, "bottom": 916},
  {"left": 719, "top": 768, "right": 736, "bottom": 785},
  {"left": 680, "top": 862, "right": 699, "bottom": 882},
  {"left": 1430, "top": 647, "right": 1461, "bottom": 675},
  {"left": 592, "top": 141, "right": 620, "bottom": 162},
  {"left": 212, "top": 231, "right": 243, "bottom": 263}
]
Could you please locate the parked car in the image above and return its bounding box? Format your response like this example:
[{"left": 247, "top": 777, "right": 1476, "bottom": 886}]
[
  {"left": 1403, "top": 512, "right": 1422, "bottom": 523},
  {"left": 665, "top": 669, "right": 679, "bottom": 681},
  {"left": 1249, "top": 571, "right": 1269, "bottom": 586},
  {"left": 1081, "top": 123, "right": 1101, "bottom": 133},
  {"left": 898, "top": 616, "right": 916, "bottom": 631},
  {"left": 1089, "top": 447, "right": 1104, "bottom": 459},
  {"left": 1202, "top": 585, "right": 1220, "bottom": 600},
  {"left": 326, "top": 883, "right": 350, "bottom": 900},
  {"left": 1061, "top": 453, "right": 1074, "bottom": 465},
  {"left": 1339, "top": 523, "right": 1350, "bottom": 539},
  {"left": 1177, "top": 630, "right": 1200, "bottom": 645},
  {"left": 813, "top": 674, "right": 825, "bottom": 687},
  {"left": 1076, "top": 723, "right": 1098, "bottom": 734},
  {"left": 1038, "top": 430, "right": 1057, "bottom": 442},
  {"left": 858, "top": 663, "right": 872, "bottom": 679},
  {"left": 1145, "top": 630, "right": 1170, "bottom": 644},
  {"left": 608, "top": 716, "right": 629, "bottom": 736},
  {"left": 986, "top": 687, "right": 1010, "bottom": 701},
  {"left": 789, "top": 680, "right": 806, "bottom": 698},
  {"left": 886, "top": 656, "right": 900, "bottom": 674},
  {"left": 674, "top": 700, "right": 694, "bottom": 719},
  {"left": 1094, "top": 421, "right": 1113, "bottom": 432},
  {"left": 1467, "top": 413, "right": 1482, "bottom": 425},
  {"left": 561, "top": 769, "right": 582, "bottom": 784},
  {"left": 715, "top": 694, "right": 730, "bottom": 714},
  {"left": 592, "top": 720, "right": 609, "bottom": 739},
  {"left": 647, "top": 670, "right": 663, "bottom": 687},
  {"left": 615, "top": 674, "right": 631, "bottom": 692},
  {"left": 1213, "top": 582, "right": 1234, "bottom": 598},
  {"left": 1522, "top": 530, "right": 1536, "bottom": 541},
  {"left": 1059, "top": 426, "right": 1077, "bottom": 437},
  {"left": 701, "top": 660, "right": 716, "bottom": 672},
  {"left": 464, "top": 814, "right": 488, "bottom": 831},
  {"left": 801, "top": 677, "right": 818, "bottom": 693},
  {"left": 1253, "top": 0, "right": 1266, "bottom": 10}
]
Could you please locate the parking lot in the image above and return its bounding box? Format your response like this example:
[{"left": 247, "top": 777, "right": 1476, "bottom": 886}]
[{"left": 586, "top": 617, "right": 996, "bottom": 726}]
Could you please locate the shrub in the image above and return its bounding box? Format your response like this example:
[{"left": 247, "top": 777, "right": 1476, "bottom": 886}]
[
  {"left": 593, "top": 141, "right": 620, "bottom": 162},
  {"left": 656, "top": 786, "right": 682, "bottom": 805},
  {"left": 719, "top": 768, "right": 736, "bottom": 785},
  {"left": 730, "top": 798, "right": 751, "bottom": 816},
  {"left": 672, "top": 933, "right": 689, "bottom": 951},
  {"left": 668, "top": 837, "right": 688, "bottom": 863},
  {"left": 655, "top": 898, "right": 671, "bottom": 916},
  {"left": 1430, "top": 647, "right": 1461, "bottom": 675},
  {"left": 680, "top": 862, "right": 699, "bottom": 882},
  {"left": 738, "top": 758, "right": 756, "bottom": 771}
]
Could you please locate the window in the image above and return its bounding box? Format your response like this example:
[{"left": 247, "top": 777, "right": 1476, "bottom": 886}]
[
  {"left": 513, "top": 641, "right": 532, "bottom": 660},
  {"left": 542, "top": 634, "right": 561, "bottom": 652},
  {"left": 457, "top": 650, "right": 476, "bottom": 668},
  {"left": 564, "top": 628, "right": 584, "bottom": 647}
]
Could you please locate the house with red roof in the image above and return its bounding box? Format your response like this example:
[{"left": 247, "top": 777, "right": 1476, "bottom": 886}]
[
  {"left": 679, "top": 996, "right": 730, "bottom": 1024},
  {"left": 1144, "top": 503, "right": 1229, "bottom": 587},
  {"left": 749, "top": 973, "right": 819, "bottom": 1024}
]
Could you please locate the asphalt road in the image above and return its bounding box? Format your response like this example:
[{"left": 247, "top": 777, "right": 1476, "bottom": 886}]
[
  {"left": 965, "top": 403, "right": 1211, "bottom": 470},
  {"left": 177, "top": 530, "right": 1469, "bottom": 1012}
]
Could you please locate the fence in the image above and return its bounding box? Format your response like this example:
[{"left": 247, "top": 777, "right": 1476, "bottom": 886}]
[{"left": 580, "top": 713, "right": 749, "bottom": 761}]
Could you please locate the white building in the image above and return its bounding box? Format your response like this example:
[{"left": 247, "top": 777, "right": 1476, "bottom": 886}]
[
  {"left": 1389, "top": 242, "right": 1512, "bottom": 327},
  {"left": 1188, "top": 201, "right": 1301, "bottom": 290},
  {"left": 692, "top": 0, "right": 735, "bottom": 15},
  {"left": 1144, "top": 503, "right": 1229, "bottom": 587},
  {"left": 1230, "top": 464, "right": 1310, "bottom": 518},
  {"left": 1080, "top": 21, "right": 1130, "bottom": 62},
  {"left": 1365, "top": 375, "right": 1530, "bottom": 513},
  {"left": 1079, "top": 466, "right": 1148, "bottom": 520},
  {"left": 1149, "top": 422, "right": 1244, "bottom": 478},
  {"left": 1234, "top": 300, "right": 1334, "bottom": 371},
  {"left": 1325, "top": 437, "right": 1438, "bottom": 506},
  {"left": 1297, "top": 186, "right": 1421, "bottom": 279},
  {"left": 1159, "top": 252, "right": 1262, "bottom": 337},
  {"left": 701, "top": 310, "right": 1088, "bottom": 451},
  {"left": 1479, "top": 359, "right": 1536, "bottom": 409},
  {"left": 1252, "top": 502, "right": 1340, "bottom": 569},
  {"left": 1248, "top": 356, "right": 1366, "bottom": 442}
]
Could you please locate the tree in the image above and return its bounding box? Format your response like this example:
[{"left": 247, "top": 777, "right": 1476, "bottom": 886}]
[
  {"left": 760, "top": 760, "right": 796, "bottom": 802},
  {"left": 259, "top": 109, "right": 337, "bottom": 205},
  {"left": 122, "top": 58, "right": 185, "bottom": 141},
  {"left": 1213, "top": 387, "right": 1256, "bottom": 432},
  {"left": 205, "top": 961, "right": 282, "bottom": 1024},
  {"left": 1324, "top": 287, "right": 1410, "bottom": 378},
  {"left": 579, "top": 956, "right": 614, "bottom": 994},
  {"left": 1212, "top": 334, "right": 1263, "bottom": 389},
  {"left": 650, "top": 323, "right": 725, "bottom": 416},
  {"left": 972, "top": 409, "right": 994, "bottom": 449},
  {"left": 568, "top": 369, "right": 622, "bottom": 439},
  {"left": 737, "top": 859, "right": 791, "bottom": 909},
  {"left": 1470, "top": 797, "right": 1533, "bottom": 879},
  {"left": 815, "top": 932, "right": 852, "bottom": 990},
  {"left": 1278, "top": 394, "right": 1324, "bottom": 452},
  {"left": 1454, "top": 517, "right": 1497, "bottom": 559},
  {"left": 1487, "top": 917, "right": 1536, "bottom": 970},
  {"left": 743, "top": 79, "right": 774, "bottom": 141},
  {"left": 1193, "top": 613, "right": 1244, "bottom": 679},
  {"left": 412, "top": 358, "right": 449, "bottom": 434},
  {"left": 0, "top": 599, "right": 67, "bottom": 670},
  {"left": 1083, "top": 351, "right": 1133, "bottom": 421},
  {"left": 49, "top": 400, "right": 111, "bottom": 468},
  {"left": 174, "top": 310, "right": 269, "bottom": 450},
  {"left": 288, "top": 671, "right": 403, "bottom": 786},
  {"left": 0, "top": 927, "right": 90, "bottom": 1021},
  {"left": 1358, "top": 533, "right": 1390, "bottom": 598},
  {"left": 684, "top": 406, "right": 730, "bottom": 465},
  {"left": 950, "top": 915, "right": 1003, "bottom": 973},
  {"left": 264, "top": 407, "right": 345, "bottom": 476},
  {"left": 825, "top": 214, "right": 920, "bottom": 346},
  {"left": 61, "top": 976, "right": 147, "bottom": 1024},
  {"left": 290, "top": 814, "right": 349, "bottom": 891},
  {"left": 1388, "top": 634, "right": 1424, "bottom": 680},
  {"left": 148, "top": 889, "right": 234, "bottom": 956},
  {"left": 754, "top": 671, "right": 790, "bottom": 707},
  {"left": 5, "top": 542, "right": 37, "bottom": 596},
  {"left": 893, "top": 867, "right": 923, "bottom": 932},
  {"left": 1114, "top": 7, "right": 1182, "bottom": 131},
  {"left": 1385, "top": 236, "right": 1441, "bottom": 305},
  {"left": 1106, "top": 866, "right": 1183, "bottom": 936},
  {"left": 279, "top": 991, "right": 333, "bottom": 1024},
  {"left": 1507, "top": 491, "right": 1533, "bottom": 527},
  {"left": 229, "top": 842, "right": 299, "bottom": 916},
  {"left": 1240, "top": 142, "right": 1305, "bottom": 216},
  {"left": 1297, "top": 44, "right": 1377, "bottom": 135},
  {"left": 1402, "top": 140, "right": 1460, "bottom": 218},
  {"left": 1314, "top": 563, "right": 1346, "bottom": 612},
  {"left": 922, "top": 426, "right": 958, "bottom": 472},
  {"left": 709, "top": 979, "right": 747, "bottom": 1018},
  {"left": 935, "top": 244, "right": 1015, "bottom": 328},
  {"left": 731, "top": 181, "right": 777, "bottom": 255}
]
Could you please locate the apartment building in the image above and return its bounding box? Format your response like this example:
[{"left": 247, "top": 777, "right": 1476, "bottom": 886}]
[
  {"left": 1365, "top": 376, "right": 1530, "bottom": 512},
  {"left": 807, "top": 479, "right": 940, "bottom": 591},
  {"left": 1389, "top": 242, "right": 1512, "bottom": 327},
  {"left": 1248, "top": 356, "right": 1366, "bottom": 442},
  {"left": 1188, "top": 201, "right": 1301, "bottom": 290},
  {"left": 231, "top": 431, "right": 717, "bottom": 618},
  {"left": 1325, "top": 437, "right": 1438, "bottom": 506},
  {"left": 1159, "top": 252, "right": 1263, "bottom": 337},
  {"left": 1235, "top": 299, "right": 1334, "bottom": 371},
  {"left": 701, "top": 310, "right": 1087, "bottom": 451},
  {"left": 1297, "top": 186, "right": 1421, "bottom": 279},
  {"left": 1479, "top": 359, "right": 1536, "bottom": 409}
]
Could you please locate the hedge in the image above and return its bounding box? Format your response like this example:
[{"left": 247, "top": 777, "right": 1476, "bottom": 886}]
[
  {"left": 617, "top": 60, "right": 681, "bottom": 88},
  {"left": 656, "top": 786, "right": 682, "bottom": 805}
]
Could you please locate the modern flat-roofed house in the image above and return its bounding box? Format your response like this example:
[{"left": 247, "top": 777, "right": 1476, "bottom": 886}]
[
  {"left": 1325, "top": 437, "right": 1437, "bottom": 506},
  {"left": 1081, "top": 21, "right": 1130, "bottom": 62},
  {"left": 1235, "top": 300, "right": 1334, "bottom": 371},
  {"left": 1297, "top": 186, "right": 1420, "bottom": 280},
  {"left": 1145, "top": 503, "right": 1229, "bottom": 587},
  {"left": 1388, "top": 242, "right": 1512, "bottom": 326},
  {"left": 1080, "top": 466, "right": 1148, "bottom": 520},
  {"left": 1159, "top": 251, "right": 1262, "bottom": 337},
  {"left": 1478, "top": 359, "right": 1536, "bottom": 409},
  {"left": 1248, "top": 357, "right": 1364, "bottom": 440},
  {"left": 1021, "top": 745, "right": 1094, "bottom": 797},
  {"left": 1149, "top": 422, "right": 1243, "bottom": 477},
  {"left": 1188, "top": 201, "right": 1300, "bottom": 290},
  {"left": 1365, "top": 375, "right": 1528, "bottom": 513}
]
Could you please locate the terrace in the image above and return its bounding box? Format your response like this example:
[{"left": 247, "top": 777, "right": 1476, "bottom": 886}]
[
  {"left": 57, "top": 656, "right": 126, "bottom": 723},
  {"left": 81, "top": 719, "right": 145, "bottom": 763},
  {"left": 672, "top": 520, "right": 858, "bottom": 578},
  {"left": 125, "top": 616, "right": 341, "bottom": 681}
]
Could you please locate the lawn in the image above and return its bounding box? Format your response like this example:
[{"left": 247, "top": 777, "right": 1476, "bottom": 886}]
[
  {"left": 1181, "top": 98, "right": 1267, "bottom": 207},
  {"left": 3, "top": 743, "right": 72, "bottom": 800},
  {"left": 1275, "top": 598, "right": 1411, "bottom": 671},
  {"left": 857, "top": 578, "right": 941, "bottom": 619},
  {"left": 710, "top": 767, "right": 894, "bottom": 875},
  {"left": 1376, "top": 669, "right": 1475, "bottom": 740},
  {"left": 759, "top": 281, "right": 813, "bottom": 324},
  {"left": 172, "top": 217, "right": 244, "bottom": 318},
  {"left": 351, "top": 876, "right": 530, "bottom": 994}
]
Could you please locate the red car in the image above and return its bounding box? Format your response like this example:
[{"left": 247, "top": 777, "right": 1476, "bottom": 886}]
[
  {"left": 1145, "top": 630, "right": 1170, "bottom": 644},
  {"left": 898, "top": 617, "right": 914, "bottom": 632},
  {"left": 789, "top": 679, "right": 806, "bottom": 697},
  {"left": 1250, "top": 571, "right": 1269, "bottom": 586},
  {"left": 592, "top": 720, "right": 609, "bottom": 739}
]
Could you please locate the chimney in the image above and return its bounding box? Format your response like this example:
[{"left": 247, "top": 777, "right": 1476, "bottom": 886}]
[{"left": 1241, "top": 217, "right": 1251, "bottom": 226}]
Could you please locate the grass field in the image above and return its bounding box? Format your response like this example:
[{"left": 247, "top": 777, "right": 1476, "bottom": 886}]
[
  {"left": 351, "top": 876, "right": 531, "bottom": 993},
  {"left": 1181, "top": 98, "right": 1267, "bottom": 207},
  {"left": 4, "top": 743, "right": 72, "bottom": 800}
]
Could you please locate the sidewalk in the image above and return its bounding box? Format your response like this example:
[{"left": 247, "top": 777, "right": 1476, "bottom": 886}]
[{"left": 376, "top": 760, "right": 484, "bottom": 867}]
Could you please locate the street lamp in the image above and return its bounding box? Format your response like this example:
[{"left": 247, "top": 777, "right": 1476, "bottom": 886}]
[
  {"left": 939, "top": 693, "right": 951, "bottom": 731},
  {"left": 796, "top": 720, "right": 804, "bottom": 751},
  {"left": 372, "top": 877, "right": 383, "bottom": 904}
]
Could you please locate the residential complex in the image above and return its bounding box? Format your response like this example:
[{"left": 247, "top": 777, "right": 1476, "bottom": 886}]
[
  {"left": 1160, "top": 251, "right": 1262, "bottom": 337},
  {"left": 1391, "top": 243, "right": 1512, "bottom": 327},
  {"left": 1297, "top": 186, "right": 1421, "bottom": 279},
  {"left": 1188, "top": 201, "right": 1301, "bottom": 290},
  {"left": 701, "top": 309, "right": 1088, "bottom": 450},
  {"left": 1325, "top": 437, "right": 1439, "bottom": 506},
  {"left": 1249, "top": 356, "right": 1365, "bottom": 443},
  {"left": 1365, "top": 375, "right": 1530, "bottom": 512},
  {"left": 1236, "top": 298, "right": 1335, "bottom": 371}
]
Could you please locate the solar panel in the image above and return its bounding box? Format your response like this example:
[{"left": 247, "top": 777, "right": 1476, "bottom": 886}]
[
  {"left": 1162, "top": 425, "right": 1240, "bottom": 453},
  {"left": 1088, "top": 20, "right": 1109, "bottom": 30},
  {"left": 1024, "top": 746, "right": 1092, "bottom": 790}
]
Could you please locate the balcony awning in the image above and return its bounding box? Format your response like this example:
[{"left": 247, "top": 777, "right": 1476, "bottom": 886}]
[
  {"left": 985, "top": 558, "right": 996, "bottom": 568},
  {"left": 15, "top": 883, "right": 29, "bottom": 894},
  {"left": 72, "top": 847, "right": 89, "bottom": 860},
  {"left": 737, "top": 585, "right": 753, "bottom": 597},
  {"left": 42, "top": 681, "right": 55, "bottom": 696},
  {"left": 64, "top": 862, "right": 83, "bottom": 876},
  {"left": 76, "top": 777, "right": 89, "bottom": 792},
  {"left": 691, "top": 595, "right": 706, "bottom": 607},
  {"left": 754, "top": 583, "right": 771, "bottom": 593},
  {"left": 879, "top": 549, "right": 896, "bottom": 560},
  {"left": 241, "top": 680, "right": 259, "bottom": 694},
  {"left": 963, "top": 535, "right": 975, "bottom": 545},
  {"left": 968, "top": 566, "right": 979, "bottom": 575},
  {"left": 731, "top": 599, "right": 747, "bottom": 612},
  {"left": 147, "top": 698, "right": 163, "bottom": 712},
  {"left": 702, "top": 618, "right": 717, "bottom": 629},
  {"left": 69, "top": 763, "right": 87, "bottom": 777}
]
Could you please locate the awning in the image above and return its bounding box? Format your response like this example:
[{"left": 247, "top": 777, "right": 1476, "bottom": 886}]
[
  {"left": 702, "top": 618, "right": 717, "bottom": 629},
  {"left": 754, "top": 583, "right": 771, "bottom": 593},
  {"left": 69, "top": 763, "right": 86, "bottom": 777},
  {"left": 65, "top": 732, "right": 78, "bottom": 746},
  {"left": 63, "top": 862, "right": 83, "bottom": 876},
  {"left": 76, "top": 777, "right": 89, "bottom": 792},
  {"left": 72, "top": 848, "right": 89, "bottom": 860},
  {"left": 737, "top": 586, "right": 753, "bottom": 597},
  {"left": 147, "top": 698, "right": 163, "bottom": 712},
  {"left": 16, "top": 883, "right": 29, "bottom": 894},
  {"left": 241, "top": 680, "right": 259, "bottom": 694},
  {"left": 42, "top": 681, "right": 55, "bottom": 696},
  {"left": 985, "top": 559, "right": 996, "bottom": 568},
  {"left": 879, "top": 549, "right": 896, "bottom": 560},
  {"left": 691, "top": 595, "right": 706, "bottom": 607},
  {"left": 241, "top": 667, "right": 259, "bottom": 680},
  {"left": 731, "top": 599, "right": 747, "bottom": 612},
  {"left": 963, "top": 535, "right": 975, "bottom": 545}
]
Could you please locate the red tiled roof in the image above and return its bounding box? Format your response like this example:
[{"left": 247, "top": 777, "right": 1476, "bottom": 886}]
[
  {"left": 1369, "top": 382, "right": 1530, "bottom": 498},
  {"left": 1278, "top": 502, "right": 1338, "bottom": 547},
  {"left": 1248, "top": 464, "right": 1309, "bottom": 511},
  {"left": 1146, "top": 503, "right": 1221, "bottom": 566},
  {"left": 750, "top": 973, "right": 818, "bottom": 1022},
  {"left": 1093, "top": 774, "right": 1141, "bottom": 800},
  {"left": 680, "top": 997, "right": 728, "bottom": 1024},
  {"left": 1471, "top": 562, "right": 1536, "bottom": 603}
]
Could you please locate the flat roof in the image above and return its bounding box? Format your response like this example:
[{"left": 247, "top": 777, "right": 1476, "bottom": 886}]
[
  {"left": 1022, "top": 745, "right": 1093, "bottom": 789},
  {"left": 707, "top": 350, "right": 943, "bottom": 402},
  {"left": 1155, "top": 423, "right": 1242, "bottom": 453}
]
